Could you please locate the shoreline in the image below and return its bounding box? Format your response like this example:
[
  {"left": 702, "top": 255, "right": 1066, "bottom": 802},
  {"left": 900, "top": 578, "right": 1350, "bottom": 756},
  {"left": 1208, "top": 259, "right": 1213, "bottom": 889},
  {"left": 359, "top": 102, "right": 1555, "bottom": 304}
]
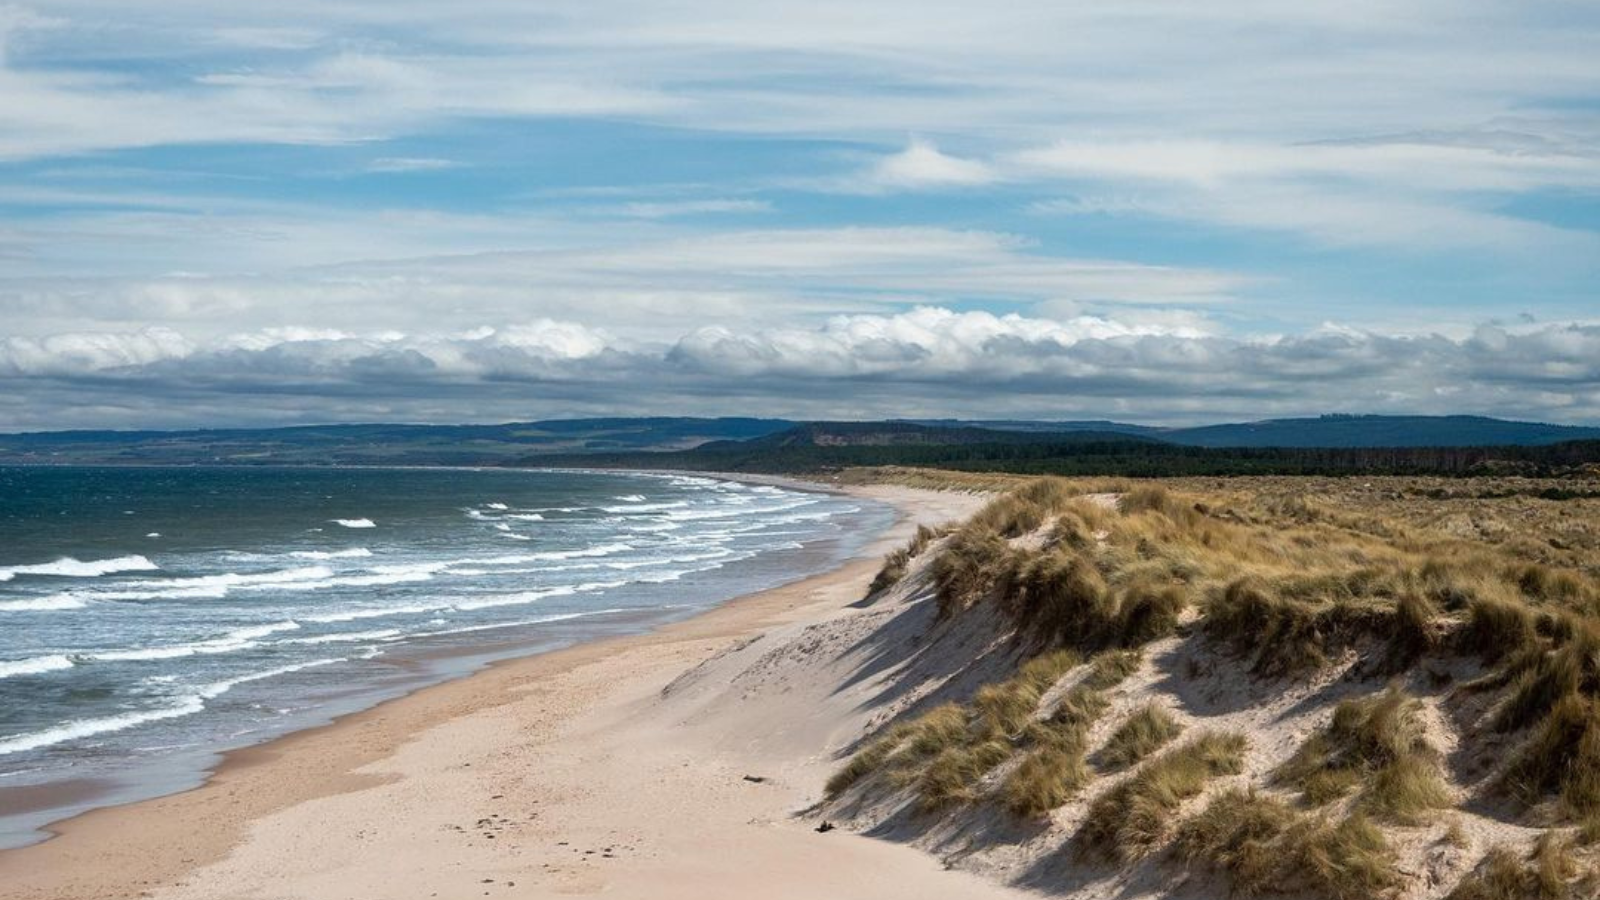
[
  {"left": 0, "top": 481, "right": 1011, "bottom": 900},
  {"left": 0, "top": 467, "right": 873, "bottom": 851}
]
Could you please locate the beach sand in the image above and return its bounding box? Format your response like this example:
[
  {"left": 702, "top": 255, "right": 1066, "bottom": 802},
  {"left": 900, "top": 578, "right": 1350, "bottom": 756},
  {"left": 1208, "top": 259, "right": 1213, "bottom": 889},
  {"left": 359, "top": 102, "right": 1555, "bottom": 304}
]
[{"left": 0, "top": 484, "right": 1026, "bottom": 900}]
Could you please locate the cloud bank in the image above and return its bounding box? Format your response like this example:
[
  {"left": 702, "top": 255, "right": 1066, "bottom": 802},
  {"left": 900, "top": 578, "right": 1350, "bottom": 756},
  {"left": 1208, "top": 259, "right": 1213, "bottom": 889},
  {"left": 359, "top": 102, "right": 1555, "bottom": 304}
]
[{"left": 3, "top": 310, "right": 1596, "bottom": 430}]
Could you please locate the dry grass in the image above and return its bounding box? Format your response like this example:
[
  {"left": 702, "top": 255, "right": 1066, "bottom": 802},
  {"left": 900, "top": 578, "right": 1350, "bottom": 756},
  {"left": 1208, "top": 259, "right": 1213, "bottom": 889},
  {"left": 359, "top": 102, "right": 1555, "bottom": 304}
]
[
  {"left": 868, "top": 523, "right": 949, "bottom": 596},
  {"left": 931, "top": 526, "right": 1013, "bottom": 618},
  {"left": 827, "top": 650, "right": 1086, "bottom": 810},
  {"left": 1447, "top": 833, "right": 1598, "bottom": 900},
  {"left": 1098, "top": 703, "right": 1183, "bottom": 771},
  {"left": 1499, "top": 692, "right": 1600, "bottom": 818},
  {"left": 834, "top": 472, "right": 1600, "bottom": 886},
  {"left": 1277, "top": 686, "right": 1452, "bottom": 824},
  {"left": 1175, "top": 789, "right": 1402, "bottom": 899},
  {"left": 1079, "top": 731, "right": 1248, "bottom": 860},
  {"left": 1001, "top": 725, "right": 1091, "bottom": 818},
  {"left": 1084, "top": 649, "right": 1143, "bottom": 689}
]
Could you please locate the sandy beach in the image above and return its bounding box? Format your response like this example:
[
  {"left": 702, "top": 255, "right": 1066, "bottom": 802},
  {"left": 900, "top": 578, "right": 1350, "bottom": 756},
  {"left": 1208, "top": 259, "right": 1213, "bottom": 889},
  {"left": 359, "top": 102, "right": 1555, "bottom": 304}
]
[{"left": 0, "top": 483, "right": 1023, "bottom": 900}]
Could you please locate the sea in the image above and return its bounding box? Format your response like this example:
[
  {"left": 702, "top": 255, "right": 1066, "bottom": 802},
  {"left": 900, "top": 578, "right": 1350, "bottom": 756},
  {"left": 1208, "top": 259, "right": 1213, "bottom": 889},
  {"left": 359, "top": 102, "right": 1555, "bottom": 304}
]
[{"left": 0, "top": 465, "right": 890, "bottom": 848}]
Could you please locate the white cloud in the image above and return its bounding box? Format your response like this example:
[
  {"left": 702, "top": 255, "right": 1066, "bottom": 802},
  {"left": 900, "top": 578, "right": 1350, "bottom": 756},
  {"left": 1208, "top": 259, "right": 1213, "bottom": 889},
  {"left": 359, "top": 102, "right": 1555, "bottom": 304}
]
[
  {"left": 3, "top": 311, "right": 1598, "bottom": 429},
  {"left": 866, "top": 139, "right": 997, "bottom": 190}
]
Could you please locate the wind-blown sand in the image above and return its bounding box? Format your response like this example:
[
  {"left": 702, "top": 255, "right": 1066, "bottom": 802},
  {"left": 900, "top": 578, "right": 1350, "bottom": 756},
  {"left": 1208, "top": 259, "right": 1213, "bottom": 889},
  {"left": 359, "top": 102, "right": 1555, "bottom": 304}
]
[{"left": 0, "top": 484, "right": 1025, "bottom": 900}]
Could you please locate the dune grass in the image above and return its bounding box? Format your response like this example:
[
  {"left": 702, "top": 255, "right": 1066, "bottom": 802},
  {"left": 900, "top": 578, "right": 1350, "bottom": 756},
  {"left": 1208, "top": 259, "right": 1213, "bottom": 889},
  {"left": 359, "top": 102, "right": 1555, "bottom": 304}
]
[
  {"left": 1447, "top": 833, "right": 1598, "bottom": 900},
  {"left": 1175, "top": 789, "right": 1401, "bottom": 900},
  {"left": 838, "top": 473, "right": 1600, "bottom": 869},
  {"left": 1098, "top": 703, "right": 1183, "bottom": 771},
  {"left": 1499, "top": 692, "right": 1600, "bottom": 818},
  {"left": 1276, "top": 686, "right": 1452, "bottom": 824},
  {"left": 1079, "top": 730, "right": 1248, "bottom": 860},
  {"left": 1000, "top": 723, "right": 1091, "bottom": 818},
  {"left": 868, "top": 524, "right": 949, "bottom": 596},
  {"left": 826, "top": 649, "right": 1086, "bottom": 810}
]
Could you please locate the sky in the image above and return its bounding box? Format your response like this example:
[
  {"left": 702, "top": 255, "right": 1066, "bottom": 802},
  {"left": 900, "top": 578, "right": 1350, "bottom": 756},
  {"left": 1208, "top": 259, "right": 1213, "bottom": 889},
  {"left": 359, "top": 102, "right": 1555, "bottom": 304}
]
[{"left": 1, "top": 1, "right": 1598, "bottom": 431}]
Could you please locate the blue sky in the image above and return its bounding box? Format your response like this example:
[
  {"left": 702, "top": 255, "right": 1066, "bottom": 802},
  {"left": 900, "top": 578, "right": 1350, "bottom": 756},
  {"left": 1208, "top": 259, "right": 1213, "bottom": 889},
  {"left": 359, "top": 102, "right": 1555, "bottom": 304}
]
[{"left": 1, "top": 1, "right": 1598, "bottom": 429}]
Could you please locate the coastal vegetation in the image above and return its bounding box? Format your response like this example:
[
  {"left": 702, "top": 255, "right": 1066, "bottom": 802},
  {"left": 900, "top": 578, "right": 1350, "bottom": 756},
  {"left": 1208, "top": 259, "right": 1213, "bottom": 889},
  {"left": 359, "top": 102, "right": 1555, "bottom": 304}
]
[{"left": 825, "top": 472, "right": 1600, "bottom": 898}]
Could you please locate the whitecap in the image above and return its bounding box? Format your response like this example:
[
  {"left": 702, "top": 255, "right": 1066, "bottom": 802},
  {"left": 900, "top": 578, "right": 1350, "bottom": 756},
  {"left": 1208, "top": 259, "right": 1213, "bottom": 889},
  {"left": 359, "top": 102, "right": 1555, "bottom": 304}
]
[
  {"left": 600, "top": 501, "right": 688, "bottom": 513},
  {"left": 464, "top": 543, "right": 634, "bottom": 567},
  {"left": 408, "top": 609, "right": 627, "bottom": 639},
  {"left": 332, "top": 518, "right": 376, "bottom": 529},
  {"left": 0, "top": 655, "right": 74, "bottom": 679},
  {"left": 284, "top": 628, "right": 402, "bottom": 645},
  {"left": 0, "top": 555, "right": 159, "bottom": 580},
  {"left": 302, "top": 603, "right": 445, "bottom": 624},
  {"left": 612, "top": 494, "right": 647, "bottom": 502},
  {"left": 92, "top": 565, "right": 336, "bottom": 601},
  {"left": 0, "top": 594, "right": 88, "bottom": 612},
  {"left": 86, "top": 621, "right": 299, "bottom": 662},
  {"left": 197, "top": 657, "right": 347, "bottom": 700},
  {"left": 0, "top": 697, "right": 210, "bottom": 755},
  {"left": 450, "top": 579, "right": 627, "bottom": 612},
  {"left": 484, "top": 502, "right": 509, "bottom": 510},
  {"left": 289, "top": 548, "right": 373, "bottom": 560},
  {"left": 319, "top": 562, "right": 448, "bottom": 588}
]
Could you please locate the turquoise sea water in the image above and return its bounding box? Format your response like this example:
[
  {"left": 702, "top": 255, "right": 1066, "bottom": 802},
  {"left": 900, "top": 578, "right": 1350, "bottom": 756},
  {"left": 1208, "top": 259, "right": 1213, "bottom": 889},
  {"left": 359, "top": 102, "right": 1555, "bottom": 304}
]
[{"left": 0, "top": 466, "right": 887, "bottom": 847}]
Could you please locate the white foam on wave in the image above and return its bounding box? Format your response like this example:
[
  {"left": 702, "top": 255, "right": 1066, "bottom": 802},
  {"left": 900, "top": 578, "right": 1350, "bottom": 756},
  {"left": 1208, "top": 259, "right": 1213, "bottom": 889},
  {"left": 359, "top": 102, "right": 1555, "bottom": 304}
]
[
  {"left": 0, "top": 594, "right": 88, "bottom": 612},
  {"left": 485, "top": 502, "right": 509, "bottom": 510},
  {"left": 0, "top": 655, "right": 75, "bottom": 679},
  {"left": 600, "top": 501, "right": 686, "bottom": 513},
  {"left": 197, "top": 657, "right": 346, "bottom": 700},
  {"left": 467, "top": 543, "right": 634, "bottom": 567},
  {"left": 0, "top": 555, "right": 159, "bottom": 580},
  {"left": 333, "top": 518, "right": 376, "bottom": 529},
  {"left": 505, "top": 513, "right": 545, "bottom": 522},
  {"left": 284, "top": 628, "right": 403, "bottom": 645},
  {"left": 0, "top": 653, "right": 359, "bottom": 756},
  {"left": 446, "top": 577, "right": 629, "bottom": 612},
  {"left": 662, "top": 497, "right": 817, "bottom": 522},
  {"left": 0, "top": 697, "right": 207, "bottom": 756},
  {"left": 319, "top": 562, "right": 449, "bottom": 588},
  {"left": 601, "top": 548, "right": 735, "bottom": 570},
  {"left": 290, "top": 548, "right": 373, "bottom": 560},
  {"left": 303, "top": 602, "right": 445, "bottom": 624},
  {"left": 92, "top": 565, "right": 336, "bottom": 601},
  {"left": 612, "top": 494, "right": 647, "bottom": 502},
  {"left": 86, "top": 621, "right": 300, "bottom": 662},
  {"left": 408, "top": 608, "right": 627, "bottom": 640}
]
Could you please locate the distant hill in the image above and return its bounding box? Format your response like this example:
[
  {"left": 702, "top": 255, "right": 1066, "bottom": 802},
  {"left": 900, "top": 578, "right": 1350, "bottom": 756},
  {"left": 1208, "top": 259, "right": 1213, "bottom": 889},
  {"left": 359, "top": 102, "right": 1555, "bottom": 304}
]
[
  {"left": 1159, "top": 415, "right": 1600, "bottom": 448},
  {"left": 901, "top": 415, "right": 1600, "bottom": 448},
  {"left": 729, "top": 422, "right": 1159, "bottom": 449},
  {"left": 898, "top": 419, "right": 1168, "bottom": 439},
  {"left": 0, "top": 417, "right": 795, "bottom": 466},
  {"left": 3, "top": 414, "right": 1597, "bottom": 468}
]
